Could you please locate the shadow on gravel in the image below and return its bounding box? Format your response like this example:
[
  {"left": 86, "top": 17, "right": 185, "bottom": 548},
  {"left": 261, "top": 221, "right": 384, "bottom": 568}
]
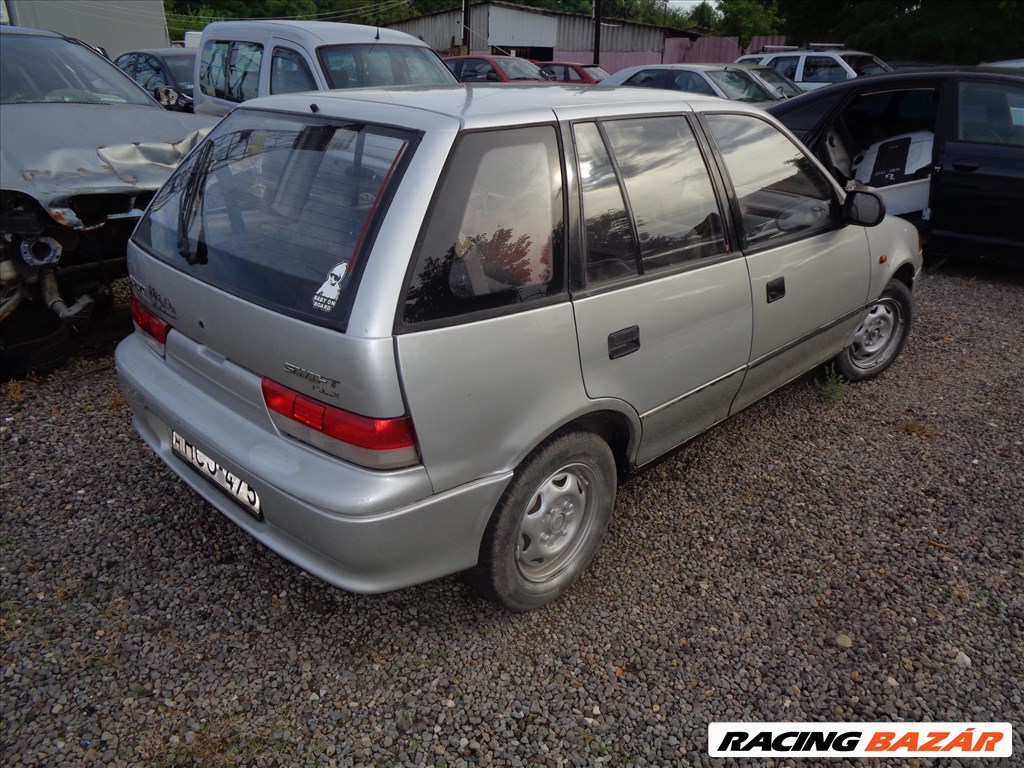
[{"left": 923, "top": 254, "right": 1023, "bottom": 284}]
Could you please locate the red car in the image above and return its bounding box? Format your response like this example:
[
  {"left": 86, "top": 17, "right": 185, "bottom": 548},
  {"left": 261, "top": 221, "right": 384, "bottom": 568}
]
[
  {"left": 443, "top": 55, "right": 549, "bottom": 82},
  {"left": 536, "top": 61, "right": 610, "bottom": 84}
]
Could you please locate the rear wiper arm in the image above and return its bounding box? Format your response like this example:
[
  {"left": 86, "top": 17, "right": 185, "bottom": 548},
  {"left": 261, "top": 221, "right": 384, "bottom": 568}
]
[{"left": 177, "top": 140, "right": 215, "bottom": 264}]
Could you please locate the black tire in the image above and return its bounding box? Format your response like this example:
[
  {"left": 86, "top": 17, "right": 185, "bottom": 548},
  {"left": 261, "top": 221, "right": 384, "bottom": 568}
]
[
  {"left": 1, "top": 304, "right": 74, "bottom": 381},
  {"left": 467, "top": 431, "right": 616, "bottom": 611},
  {"left": 834, "top": 279, "right": 913, "bottom": 382}
]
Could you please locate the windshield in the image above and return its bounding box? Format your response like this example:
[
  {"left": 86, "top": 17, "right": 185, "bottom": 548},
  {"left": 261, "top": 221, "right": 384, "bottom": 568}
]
[
  {"left": 134, "top": 110, "right": 418, "bottom": 330},
  {"left": 0, "top": 33, "right": 156, "bottom": 106},
  {"left": 584, "top": 66, "right": 611, "bottom": 80},
  {"left": 751, "top": 67, "right": 802, "bottom": 98},
  {"left": 842, "top": 54, "right": 893, "bottom": 75},
  {"left": 318, "top": 44, "right": 455, "bottom": 88},
  {"left": 707, "top": 69, "right": 774, "bottom": 102},
  {"left": 495, "top": 58, "right": 546, "bottom": 81},
  {"left": 164, "top": 53, "right": 196, "bottom": 90}
]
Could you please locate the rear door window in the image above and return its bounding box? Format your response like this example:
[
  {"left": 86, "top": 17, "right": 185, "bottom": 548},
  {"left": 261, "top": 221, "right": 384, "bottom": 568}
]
[
  {"left": 576, "top": 116, "right": 727, "bottom": 285},
  {"left": 803, "top": 56, "right": 847, "bottom": 84},
  {"left": 769, "top": 56, "right": 800, "bottom": 81},
  {"left": 134, "top": 111, "right": 417, "bottom": 330},
  {"left": 958, "top": 81, "right": 1024, "bottom": 145},
  {"left": 402, "top": 126, "right": 564, "bottom": 325},
  {"left": 200, "top": 40, "right": 263, "bottom": 102}
]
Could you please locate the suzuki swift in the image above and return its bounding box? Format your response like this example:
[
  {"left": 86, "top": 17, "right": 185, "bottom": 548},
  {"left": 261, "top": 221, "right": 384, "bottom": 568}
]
[{"left": 117, "top": 84, "right": 922, "bottom": 611}]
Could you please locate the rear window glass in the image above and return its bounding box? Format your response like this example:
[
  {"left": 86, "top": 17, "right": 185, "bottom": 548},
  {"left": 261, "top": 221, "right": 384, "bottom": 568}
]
[{"left": 133, "top": 110, "right": 417, "bottom": 330}]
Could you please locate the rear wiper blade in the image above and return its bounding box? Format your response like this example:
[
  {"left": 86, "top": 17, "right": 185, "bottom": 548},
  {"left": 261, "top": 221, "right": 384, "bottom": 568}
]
[{"left": 177, "top": 140, "right": 215, "bottom": 264}]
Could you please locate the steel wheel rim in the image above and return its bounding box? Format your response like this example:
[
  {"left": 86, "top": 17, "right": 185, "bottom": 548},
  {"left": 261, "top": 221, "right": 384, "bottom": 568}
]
[
  {"left": 849, "top": 297, "right": 904, "bottom": 371},
  {"left": 515, "top": 461, "right": 600, "bottom": 582}
]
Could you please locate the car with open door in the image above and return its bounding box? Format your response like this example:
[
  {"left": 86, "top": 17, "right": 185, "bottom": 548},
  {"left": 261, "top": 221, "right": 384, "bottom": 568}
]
[{"left": 766, "top": 67, "right": 1024, "bottom": 264}]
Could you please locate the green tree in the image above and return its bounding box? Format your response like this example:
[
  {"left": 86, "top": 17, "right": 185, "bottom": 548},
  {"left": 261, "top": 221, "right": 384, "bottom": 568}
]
[
  {"left": 715, "top": 0, "right": 782, "bottom": 46},
  {"left": 688, "top": 0, "right": 721, "bottom": 29},
  {"left": 773, "top": 0, "right": 1024, "bottom": 64}
]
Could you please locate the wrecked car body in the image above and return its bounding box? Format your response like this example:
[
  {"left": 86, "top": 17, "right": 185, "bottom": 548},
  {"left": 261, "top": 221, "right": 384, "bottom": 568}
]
[{"left": 1, "top": 25, "right": 215, "bottom": 378}]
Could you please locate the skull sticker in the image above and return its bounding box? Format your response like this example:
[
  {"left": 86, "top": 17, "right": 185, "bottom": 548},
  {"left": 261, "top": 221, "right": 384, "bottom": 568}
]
[{"left": 313, "top": 262, "right": 348, "bottom": 312}]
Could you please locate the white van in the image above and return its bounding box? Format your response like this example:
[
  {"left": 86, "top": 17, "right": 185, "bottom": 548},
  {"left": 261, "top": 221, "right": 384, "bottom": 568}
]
[{"left": 194, "top": 20, "right": 456, "bottom": 116}]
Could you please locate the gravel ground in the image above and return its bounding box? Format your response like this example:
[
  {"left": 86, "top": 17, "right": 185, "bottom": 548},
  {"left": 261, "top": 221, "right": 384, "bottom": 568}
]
[{"left": 2, "top": 260, "right": 1022, "bottom": 768}]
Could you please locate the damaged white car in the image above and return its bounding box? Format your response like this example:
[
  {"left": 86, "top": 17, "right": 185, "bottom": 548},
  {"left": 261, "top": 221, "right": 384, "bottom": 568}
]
[{"left": 1, "top": 25, "right": 215, "bottom": 378}]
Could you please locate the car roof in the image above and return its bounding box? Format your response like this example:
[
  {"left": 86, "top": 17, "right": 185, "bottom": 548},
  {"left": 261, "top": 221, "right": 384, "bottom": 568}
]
[
  {"left": 0, "top": 25, "right": 64, "bottom": 38},
  {"left": 760, "top": 48, "right": 875, "bottom": 56},
  {"left": 766, "top": 66, "right": 1024, "bottom": 114},
  {"left": 444, "top": 55, "right": 522, "bottom": 61},
  {"left": 241, "top": 83, "right": 738, "bottom": 129},
  {"left": 119, "top": 47, "right": 196, "bottom": 57},
  {"left": 200, "top": 20, "right": 427, "bottom": 47}
]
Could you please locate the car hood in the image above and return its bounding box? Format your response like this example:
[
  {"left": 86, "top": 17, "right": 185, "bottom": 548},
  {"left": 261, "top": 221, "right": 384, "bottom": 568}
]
[{"left": 0, "top": 103, "right": 217, "bottom": 208}]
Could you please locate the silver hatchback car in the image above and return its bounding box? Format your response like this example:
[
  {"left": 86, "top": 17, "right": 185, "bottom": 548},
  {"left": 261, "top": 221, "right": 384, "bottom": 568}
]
[{"left": 117, "top": 84, "right": 922, "bottom": 611}]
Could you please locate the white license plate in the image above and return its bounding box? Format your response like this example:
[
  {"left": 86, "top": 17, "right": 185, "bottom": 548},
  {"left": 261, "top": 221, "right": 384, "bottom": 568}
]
[{"left": 172, "top": 431, "right": 262, "bottom": 518}]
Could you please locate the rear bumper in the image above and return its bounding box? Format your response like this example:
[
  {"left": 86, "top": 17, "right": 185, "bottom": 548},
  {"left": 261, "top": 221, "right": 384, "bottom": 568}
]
[{"left": 115, "top": 333, "right": 509, "bottom": 593}]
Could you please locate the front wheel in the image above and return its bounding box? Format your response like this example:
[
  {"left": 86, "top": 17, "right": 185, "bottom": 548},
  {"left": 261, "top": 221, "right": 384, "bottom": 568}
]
[
  {"left": 467, "top": 431, "right": 617, "bottom": 611},
  {"left": 834, "top": 279, "right": 913, "bottom": 381}
]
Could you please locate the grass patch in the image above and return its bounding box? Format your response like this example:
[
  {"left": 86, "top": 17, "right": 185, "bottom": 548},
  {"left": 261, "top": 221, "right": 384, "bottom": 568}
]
[
  {"left": 820, "top": 364, "right": 847, "bottom": 404},
  {"left": 899, "top": 420, "right": 936, "bottom": 436}
]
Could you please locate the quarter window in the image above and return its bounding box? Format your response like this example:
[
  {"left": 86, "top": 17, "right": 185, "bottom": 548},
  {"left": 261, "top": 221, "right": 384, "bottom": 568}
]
[
  {"left": 403, "top": 127, "right": 564, "bottom": 324},
  {"left": 706, "top": 114, "right": 836, "bottom": 250}
]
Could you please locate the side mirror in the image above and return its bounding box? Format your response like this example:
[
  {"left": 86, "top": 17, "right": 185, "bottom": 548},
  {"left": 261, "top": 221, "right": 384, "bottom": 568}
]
[
  {"left": 154, "top": 85, "right": 179, "bottom": 108},
  {"left": 843, "top": 189, "right": 886, "bottom": 227}
]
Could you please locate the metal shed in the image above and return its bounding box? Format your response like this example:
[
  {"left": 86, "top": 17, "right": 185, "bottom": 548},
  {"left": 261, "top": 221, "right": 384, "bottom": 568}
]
[{"left": 387, "top": 1, "right": 695, "bottom": 71}]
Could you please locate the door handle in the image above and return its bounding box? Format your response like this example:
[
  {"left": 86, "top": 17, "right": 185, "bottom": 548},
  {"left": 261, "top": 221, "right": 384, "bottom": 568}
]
[
  {"left": 608, "top": 325, "right": 640, "bottom": 359},
  {"left": 952, "top": 161, "right": 979, "bottom": 172},
  {"left": 766, "top": 277, "right": 786, "bottom": 303}
]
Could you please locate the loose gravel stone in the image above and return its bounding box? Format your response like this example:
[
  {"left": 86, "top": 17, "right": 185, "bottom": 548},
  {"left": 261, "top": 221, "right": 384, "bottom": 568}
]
[{"left": 2, "top": 263, "right": 1022, "bottom": 768}]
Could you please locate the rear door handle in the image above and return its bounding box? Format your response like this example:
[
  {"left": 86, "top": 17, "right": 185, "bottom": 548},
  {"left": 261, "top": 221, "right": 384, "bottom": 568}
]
[
  {"left": 608, "top": 326, "right": 640, "bottom": 359},
  {"left": 952, "top": 161, "right": 979, "bottom": 172},
  {"left": 766, "top": 277, "right": 786, "bottom": 303}
]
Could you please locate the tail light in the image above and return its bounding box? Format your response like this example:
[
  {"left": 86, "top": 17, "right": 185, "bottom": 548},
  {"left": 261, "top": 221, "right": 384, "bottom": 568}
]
[
  {"left": 131, "top": 295, "right": 170, "bottom": 356},
  {"left": 261, "top": 378, "right": 418, "bottom": 470}
]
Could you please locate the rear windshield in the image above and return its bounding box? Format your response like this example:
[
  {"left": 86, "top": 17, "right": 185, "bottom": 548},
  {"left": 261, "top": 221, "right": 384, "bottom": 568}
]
[
  {"left": 318, "top": 44, "right": 455, "bottom": 88},
  {"left": 707, "top": 69, "right": 773, "bottom": 101},
  {"left": 133, "top": 110, "right": 417, "bottom": 330}
]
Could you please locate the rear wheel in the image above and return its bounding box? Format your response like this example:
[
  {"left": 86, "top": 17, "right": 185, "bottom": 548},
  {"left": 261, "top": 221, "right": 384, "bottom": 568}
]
[
  {"left": 834, "top": 280, "right": 912, "bottom": 381},
  {"left": 468, "top": 431, "right": 616, "bottom": 611}
]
